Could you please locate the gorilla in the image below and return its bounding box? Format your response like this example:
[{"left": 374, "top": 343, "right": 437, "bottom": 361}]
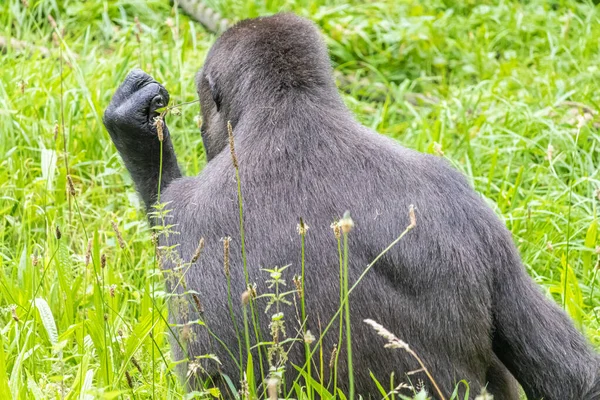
[{"left": 103, "top": 13, "right": 600, "bottom": 400}]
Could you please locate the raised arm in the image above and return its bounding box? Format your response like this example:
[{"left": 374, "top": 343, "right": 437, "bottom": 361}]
[{"left": 103, "top": 69, "right": 182, "bottom": 210}]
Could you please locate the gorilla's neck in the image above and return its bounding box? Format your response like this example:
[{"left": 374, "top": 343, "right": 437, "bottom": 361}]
[
  {"left": 233, "top": 89, "right": 357, "bottom": 158},
  {"left": 233, "top": 84, "right": 347, "bottom": 128}
]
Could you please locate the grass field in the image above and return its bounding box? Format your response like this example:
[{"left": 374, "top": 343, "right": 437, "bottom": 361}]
[{"left": 1, "top": 0, "right": 599, "bottom": 398}]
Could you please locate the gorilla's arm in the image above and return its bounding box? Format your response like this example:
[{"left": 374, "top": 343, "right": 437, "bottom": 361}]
[{"left": 103, "top": 69, "right": 182, "bottom": 210}]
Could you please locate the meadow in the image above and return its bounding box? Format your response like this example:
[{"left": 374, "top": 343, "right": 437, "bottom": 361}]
[{"left": 0, "top": 0, "right": 599, "bottom": 398}]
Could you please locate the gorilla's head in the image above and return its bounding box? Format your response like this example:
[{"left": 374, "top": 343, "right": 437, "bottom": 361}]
[{"left": 195, "top": 13, "right": 339, "bottom": 160}]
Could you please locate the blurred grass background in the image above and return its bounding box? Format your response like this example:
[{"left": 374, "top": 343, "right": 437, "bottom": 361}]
[{"left": 0, "top": 0, "right": 599, "bottom": 398}]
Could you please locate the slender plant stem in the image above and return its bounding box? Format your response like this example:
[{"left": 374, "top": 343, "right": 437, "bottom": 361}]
[
  {"left": 343, "top": 233, "right": 354, "bottom": 399},
  {"left": 290, "top": 221, "right": 415, "bottom": 391}
]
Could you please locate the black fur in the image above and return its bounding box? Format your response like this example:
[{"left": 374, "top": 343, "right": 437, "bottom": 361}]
[{"left": 103, "top": 13, "right": 600, "bottom": 399}]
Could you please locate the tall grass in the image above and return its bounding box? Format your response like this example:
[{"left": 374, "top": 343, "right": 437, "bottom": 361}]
[{"left": 0, "top": 0, "right": 599, "bottom": 398}]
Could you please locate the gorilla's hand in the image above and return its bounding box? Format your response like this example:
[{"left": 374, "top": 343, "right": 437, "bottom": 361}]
[
  {"left": 103, "top": 69, "right": 170, "bottom": 141},
  {"left": 103, "top": 69, "right": 181, "bottom": 210}
]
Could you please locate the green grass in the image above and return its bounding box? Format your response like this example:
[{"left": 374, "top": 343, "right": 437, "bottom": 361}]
[{"left": 1, "top": 0, "right": 599, "bottom": 398}]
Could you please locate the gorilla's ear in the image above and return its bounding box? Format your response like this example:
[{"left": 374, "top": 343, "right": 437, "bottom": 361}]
[{"left": 206, "top": 74, "right": 222, "bottom": 112}]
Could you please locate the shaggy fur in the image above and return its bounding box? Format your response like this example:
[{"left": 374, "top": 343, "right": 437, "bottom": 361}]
[{"left": 104, "top": 13, "right": 600, "bottom": 399}]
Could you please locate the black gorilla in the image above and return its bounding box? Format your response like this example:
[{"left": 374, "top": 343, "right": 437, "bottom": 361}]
[{"left": 104, "top": 13, "right": 600, "bottom": 399}]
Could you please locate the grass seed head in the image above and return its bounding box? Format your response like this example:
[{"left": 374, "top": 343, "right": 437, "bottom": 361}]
[
  {"left": 364, "top": 319, "right": 410, "bottom": 351},
  {"left": 222, "top": 236, "right": 231, "bottom": 277},
  {"left": 55, "top": 225, "right": 61, "bottom": 240},
  {"left": 297, "top": 220, "right": 309, "bottom": 235},
  {"left": 340, "top": 211, "right": 354, "bottom": 234},
  {"left": 192, "top": 293, "right": 204, "bottom": 313},
  {"left": 330, "top": 221, "right": 341, "bottom": 239},
  {"left": 408, "top": 204, "right": 417, "bottom": 228},
  {"left": 153, "top": 116, "right": 164, "bottom": 141},
  {"left": 191, "top": 237, "right": 205, "bottom": 263},
  {"left": 134, "top": 16, "right": 142, "bottom": 43},
  {"left": 47, "top": 15, "right": 57, "bottom": 29},
  {"left": 67, "top": 174, "right": 76, "bottom": 197},
  {"left": 101, "top": 253, "right": 106, "bottom": 269},
  {"left": 329, "top": 343, "right": 338, "bottom": 369},
  {"left": 546, "top": 143, "right": 554, "bottom": 161},
  {"left": 131, "top": 357, "right": 142, "bottom": 373},
  {"left": 11, "top": 306, "right": 19, "bottom": 322},
  {"left": 125, "top": 370, "right": 134, "bottom": 389},
  {"left": 304, "top": 330, "right": 315, "bottom": 345},
  {"left": 85, "top": 238, "right": 92, "bottom": 266},
  {"left": 227, "top": 121, "right": 239, "bottom": 169},
  {"left": 111, "top": 221, "right": 126, "bottom": 249}
]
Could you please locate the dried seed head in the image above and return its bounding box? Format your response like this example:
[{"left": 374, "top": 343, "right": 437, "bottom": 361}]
[
  {"left": 240, "top": 375, "right": 250, "bottom": 399},
  {"left": 21, "top": 0, "right": 29, "bottom": 7},
  {"left": 364, "top": 319, "right": 410, "bottom": 351},
  {"left": 19, "top": 80, "right": 26, "bottom": 94},
  {"left": 67, "top": 174, "right": 76, "bottom": 197},
  {"left": 134, "top": 16, "right": 142, "bottom": 33},
  {"left": 109, "top": 284, "right": 116, "bottom": 297},
  {"left": 241, "top": 290, "right": 251, "bottom": 305},
  {"left": 53, "top": 122, "right": 59, "bottom": 140},
  {"left": 546, "top": 143, "right": 554, "bottom": 161},
  {"left": 187, "top": 360, "right": 201, "bottom": 377},
  {"left": 222, "top": 236, "right": 231, "bottom": 277},
  {"left": 191, "top": 237, "right": 205, "bottom": 263},
  {"left": 48, "top": 14, "right": 57, "bottom": 29},
  {"left": 475, "top": 388, "right": 494, "bottom": 400},
  {"left": 85, "top": 238, "right": 92, "bottom": 267},
  {"left": 31, "top": 253, "right": 39, "bottom": 266},
  {"left": 181, "top": 324, "right": 192, "bottom": 342},
  {"left": 248, "top": 284, "right": 257, "bottom": 299},
  {"left": 408, "top": 204, "right": 417, "bottom": 228},
  {"left": 297, "top": 220, "right": 309, "bottom": 236},
  {"left": 192, "top": 293, "right": 204, "bottom": 313},
  {"left": 131, "top": 357, "right": 142, "bottom": 373},
  {"left": 101, "top": 253, "right": 106, "bottom": 269},
  {"left": 330, "top": 221, "right": 341, "bottom": 239},
  {"left": 11, "top": 306, "right": 19, "bottom": 322},
  {"left": 329, "top": 344, "right": 338, "bottom": 369},
  {"left": 125, "top": 370, "right": 134, "bottom": 389},
  {"left": 293, "top": 275, "right": 302, "bottom": 299},
  {"left": 241, "top": 285, "right": 257, "bottom": 306},
  {"left": 111, "top": 221, "right": 126, "bottom": 249},
  {"left": 303, "top": 330, "right": 316, "bottom": 345},
  {"left": 134, "top": 16, "right": 142, "bottom": 43},
  {"left": 339, "top": 211, "right": 354, "bottom": 234},
  {"left": 55, "top": 225, "right": 62, "bottom": 240},
  {"left": 153, "top": 116, "right": 164, "bottom": 142},
  {"left": 52, "top": 32, "right": 59, "bottom": 47},
  {"left": 227, "top": 121, "right": 239, "bottom": 169}
]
